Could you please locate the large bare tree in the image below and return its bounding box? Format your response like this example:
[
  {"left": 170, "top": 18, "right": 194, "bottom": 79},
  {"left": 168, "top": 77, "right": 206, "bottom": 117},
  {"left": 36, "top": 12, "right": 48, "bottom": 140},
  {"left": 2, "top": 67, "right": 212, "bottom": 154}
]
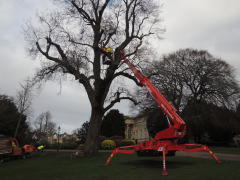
[
  {"left": 132, "top": 48, "right": 240, "bottom": 113},
  {"left": 22, "top": 0, "right": 165, "bottom": 156}
]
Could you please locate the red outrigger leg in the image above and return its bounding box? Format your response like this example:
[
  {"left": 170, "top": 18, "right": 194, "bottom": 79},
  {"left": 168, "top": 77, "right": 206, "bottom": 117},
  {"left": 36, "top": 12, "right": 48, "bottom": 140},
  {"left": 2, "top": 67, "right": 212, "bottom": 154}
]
[
  {"left": 184, "top": 144, "right": 221, "bottom": 163},
  {"left": 162, "top": 144, "right": 168, "bottom": 176},
  {"left": 104, "top": 146, "right": 136, "bottom": 166},
  {"left": 160, "top": 143, "right": 221, "bottom": 175}
]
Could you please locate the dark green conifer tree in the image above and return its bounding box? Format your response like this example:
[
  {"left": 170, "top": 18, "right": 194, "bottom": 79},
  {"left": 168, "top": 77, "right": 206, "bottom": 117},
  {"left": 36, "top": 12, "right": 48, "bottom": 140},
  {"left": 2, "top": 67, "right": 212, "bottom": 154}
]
[
  {"left": 100, "top": 109, "right": 125, "bottom": 138},
  {"left": 0, "top": 94, "right": 28, "bottom": 145}
]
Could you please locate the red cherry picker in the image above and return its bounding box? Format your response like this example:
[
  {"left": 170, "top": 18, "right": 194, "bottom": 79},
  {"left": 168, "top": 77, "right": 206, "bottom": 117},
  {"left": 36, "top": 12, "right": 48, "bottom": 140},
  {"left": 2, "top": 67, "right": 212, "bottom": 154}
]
[{"left": 100, "top": 50, "right": 224, "bottom": 176}]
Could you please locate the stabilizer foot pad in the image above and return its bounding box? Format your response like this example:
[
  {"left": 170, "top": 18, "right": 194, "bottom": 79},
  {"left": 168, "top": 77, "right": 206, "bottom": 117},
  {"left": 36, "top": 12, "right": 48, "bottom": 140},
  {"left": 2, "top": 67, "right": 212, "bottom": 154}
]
[
  {"left": 98, "top": 164, "right": 111, "bottom": 167},
  {"left": 215, "top": 161, "right": 229, "bottom": 164},
  {"left": 162, "top": 171, "right": 168, "bottom": 176}
]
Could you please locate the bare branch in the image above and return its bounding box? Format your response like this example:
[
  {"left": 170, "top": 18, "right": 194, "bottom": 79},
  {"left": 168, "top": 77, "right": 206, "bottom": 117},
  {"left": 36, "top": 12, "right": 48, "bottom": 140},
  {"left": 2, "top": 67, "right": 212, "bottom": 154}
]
[
  {"left": 113, "top": 71, "right": 142, "bottom": 87},
  {"left": 70, "top": 0, "right": 97, "bottom": 27},
  {"left": 104, "top": 87, "right": 140, "bottom": 113}
]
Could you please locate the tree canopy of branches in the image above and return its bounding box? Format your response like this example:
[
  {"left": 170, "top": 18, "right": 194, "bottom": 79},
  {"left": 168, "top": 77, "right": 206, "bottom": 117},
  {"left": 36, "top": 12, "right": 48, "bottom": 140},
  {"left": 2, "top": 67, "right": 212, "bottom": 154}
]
[
  {"left": 182, "top": 100, "right": 240, "bottom": 142},
  {"left": 100, "top": 109, "right": 125, "bottom": 138},
  {"left": 22, "top": 0, "right": 165, "bottom": 156},
  {"left": 132, "top": 48, "right": 240, "bottom": 114},
  {"left": 0, "top": 94, "right": 29, "bottom": 145},
  {"left": 34, "top": 111, "right": 56, "bottom": 143}
]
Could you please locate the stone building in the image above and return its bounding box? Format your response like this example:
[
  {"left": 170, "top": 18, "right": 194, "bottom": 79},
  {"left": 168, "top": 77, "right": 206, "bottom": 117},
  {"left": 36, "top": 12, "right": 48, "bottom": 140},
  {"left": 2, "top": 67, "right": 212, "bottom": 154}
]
[
  {"left": 47, "top": 132, "right": 79, "bottom": 144},
  {"left": 125, "top": 116, "right": 152, "bottom": 144}
]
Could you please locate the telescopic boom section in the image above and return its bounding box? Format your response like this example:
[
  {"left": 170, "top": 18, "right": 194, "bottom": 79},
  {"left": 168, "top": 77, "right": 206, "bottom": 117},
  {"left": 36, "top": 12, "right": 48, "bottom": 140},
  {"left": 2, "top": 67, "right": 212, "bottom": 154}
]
[{"left": 120, "top": 50, "right": 186, "bottom": 140}]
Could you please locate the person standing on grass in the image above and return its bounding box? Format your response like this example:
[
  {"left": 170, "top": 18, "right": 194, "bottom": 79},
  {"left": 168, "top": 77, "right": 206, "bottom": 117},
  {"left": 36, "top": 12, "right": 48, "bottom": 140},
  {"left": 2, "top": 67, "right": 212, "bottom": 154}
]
[{"left": 35, "top": 145, "right": 46, "bottom": 156}]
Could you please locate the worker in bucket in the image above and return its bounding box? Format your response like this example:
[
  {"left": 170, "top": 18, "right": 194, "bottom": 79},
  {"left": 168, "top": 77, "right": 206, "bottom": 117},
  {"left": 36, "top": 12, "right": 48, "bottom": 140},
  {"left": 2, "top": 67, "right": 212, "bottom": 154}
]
[
  {"left": 35, "top": 145, "right": 46, "bottom": 156},
  {"left": 106, "top": 47, "right": 113, "bottom": 60}
]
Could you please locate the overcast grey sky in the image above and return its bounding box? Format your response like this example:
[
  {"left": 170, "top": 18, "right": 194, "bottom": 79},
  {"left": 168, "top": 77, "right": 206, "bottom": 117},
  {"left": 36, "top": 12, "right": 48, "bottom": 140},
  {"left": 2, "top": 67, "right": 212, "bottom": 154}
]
[{"left": 0, "top": 0, "right": 240, "bottom": 134}]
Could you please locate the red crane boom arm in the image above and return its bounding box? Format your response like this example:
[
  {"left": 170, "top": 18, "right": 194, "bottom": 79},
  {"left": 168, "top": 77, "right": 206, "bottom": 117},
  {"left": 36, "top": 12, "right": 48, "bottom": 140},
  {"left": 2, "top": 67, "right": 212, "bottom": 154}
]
[{"left": 120, "top": 50, "right": 186, "bottom": 140}]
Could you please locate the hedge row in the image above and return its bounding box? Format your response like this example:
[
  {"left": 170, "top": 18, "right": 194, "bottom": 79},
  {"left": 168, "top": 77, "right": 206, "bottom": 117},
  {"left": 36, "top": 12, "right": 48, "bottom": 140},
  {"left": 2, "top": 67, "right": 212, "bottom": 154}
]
[
  {"left": 100, "top": 139, "right": 136, "bottom": 150},
  {"left": 35, "top": 141, "right": 81, "bottom": 150},
  {"left": 35, "top": 135, "right": 135, "bottom": 150},
  {"left": 101, "top": 140, "right": 116, "bottom": 150},
  {"left": 98, "top": 135, "right": 136, "bottom": 150}
]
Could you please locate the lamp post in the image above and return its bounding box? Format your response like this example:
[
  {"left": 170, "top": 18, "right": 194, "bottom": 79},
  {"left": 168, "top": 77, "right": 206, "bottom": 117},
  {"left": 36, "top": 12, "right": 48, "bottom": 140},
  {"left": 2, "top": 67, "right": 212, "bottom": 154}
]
[{"left": 57, "top": 126, "right": 61, "bottom": 152}]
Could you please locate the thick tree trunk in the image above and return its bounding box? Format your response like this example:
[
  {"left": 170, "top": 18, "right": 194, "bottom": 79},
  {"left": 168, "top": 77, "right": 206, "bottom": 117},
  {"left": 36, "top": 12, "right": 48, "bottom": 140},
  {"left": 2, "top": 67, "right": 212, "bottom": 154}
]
[{"left": 83, "top": 107, "right": 103, "bottom": 157}]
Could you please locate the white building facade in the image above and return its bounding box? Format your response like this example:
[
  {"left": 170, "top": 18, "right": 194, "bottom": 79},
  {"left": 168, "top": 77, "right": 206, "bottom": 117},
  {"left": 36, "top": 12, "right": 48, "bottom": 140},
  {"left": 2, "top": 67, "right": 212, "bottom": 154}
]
[{"left": 125, "top": 116, "right": 152, "bottom": 143}]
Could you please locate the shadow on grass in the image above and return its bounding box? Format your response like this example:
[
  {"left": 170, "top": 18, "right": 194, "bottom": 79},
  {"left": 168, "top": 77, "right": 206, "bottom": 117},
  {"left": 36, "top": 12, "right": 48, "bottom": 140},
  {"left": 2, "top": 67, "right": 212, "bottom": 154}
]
[
  {"left": 121, "top": 159, "right": 195, "bottom": 169},
  {"left": 85, "top": 174, "right": 110, "bottom": 180},
  {"left": 40, "top": 152, "right": 57, "bottom": 157},
  {"left": 26, "top": 152, "right": 57, "bottom": 159}
]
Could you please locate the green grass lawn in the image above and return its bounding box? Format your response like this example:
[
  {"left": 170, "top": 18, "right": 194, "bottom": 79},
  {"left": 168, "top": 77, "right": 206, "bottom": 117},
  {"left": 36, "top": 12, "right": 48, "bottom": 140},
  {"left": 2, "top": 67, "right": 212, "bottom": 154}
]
[{"left": 0, "top": 151, "right": 239, "bottom": 180}]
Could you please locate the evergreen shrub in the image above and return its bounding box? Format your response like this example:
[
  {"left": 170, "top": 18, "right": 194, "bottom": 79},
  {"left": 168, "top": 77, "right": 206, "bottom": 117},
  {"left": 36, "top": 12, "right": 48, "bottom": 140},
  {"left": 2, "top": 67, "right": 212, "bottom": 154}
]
[
  {"left": 98, "top": 136, "right": 109, "bottom": 149},
  {"left": 122, "top": 140, "right": 136, "bottom": 146},
  {"left": 69, "top": 142, "right": 78, "bottom": 149},
  {"left": 101, "top": 140, "right": 116, "bottom": 150},
  {"left": 61, "top": 143, "right": 69, "bottom": 149}
]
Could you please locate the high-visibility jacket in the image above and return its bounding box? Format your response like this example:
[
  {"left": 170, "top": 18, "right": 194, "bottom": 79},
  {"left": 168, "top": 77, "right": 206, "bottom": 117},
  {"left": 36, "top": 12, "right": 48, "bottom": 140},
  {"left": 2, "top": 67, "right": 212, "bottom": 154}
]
[
  {"left": 12, "top": 141, "right": 17, "bottom": 148},
  {"left": 38, "top": 145, "right": 44, "bottom": 150},
  {"left": 106, "top": 47, "right": 113, "bottom": 53}
]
